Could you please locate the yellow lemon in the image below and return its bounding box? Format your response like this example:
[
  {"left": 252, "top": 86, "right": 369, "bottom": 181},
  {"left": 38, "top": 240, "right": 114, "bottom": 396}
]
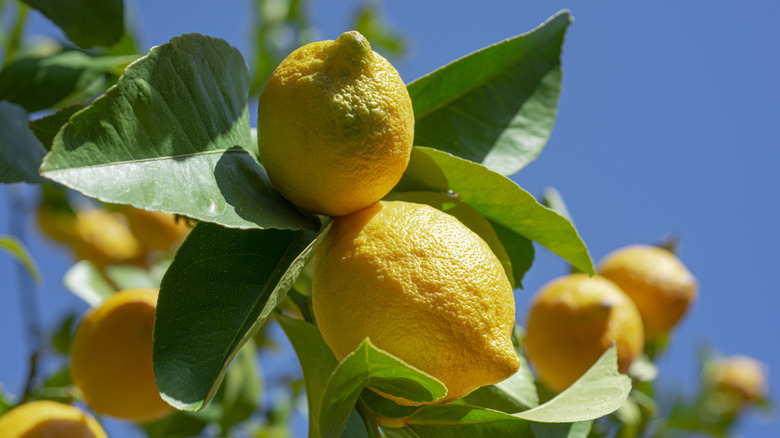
[
  {"left": 70, "top": 288, "right": 173, "bottom": 422},
  {"left": 122, "top": 206, "right": 191, "bottom": 253},
  {"left": 257, "top": 31, "right": 414, "bottom": 217},
  {"left": 598, "top": 245, "right": 697, "bottom": 340},
  {"left": 525, "top": 274, "right": 644, "bottom": 392},
  {"left": 70, "top": 208, "right": 144, "bottom": 269},
  {"left": 708, "top": 355, "right": 768, "bottom": 407},
  {"left": 0, "top": 400, "right": 107, "bottom": 438},
  {"left": 312, "top": 201, "right": 520, "bottom": 404}
]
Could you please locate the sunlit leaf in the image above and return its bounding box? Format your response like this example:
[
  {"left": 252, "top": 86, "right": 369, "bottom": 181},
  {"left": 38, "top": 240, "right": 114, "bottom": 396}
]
[{"left": 0, "top": 235, "right": 42, "bottom": 284}]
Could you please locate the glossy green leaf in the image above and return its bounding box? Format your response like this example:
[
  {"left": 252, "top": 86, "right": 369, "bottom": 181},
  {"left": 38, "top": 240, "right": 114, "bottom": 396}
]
[
  {"left": 0, "top": 102, "right": 47, "bottom": 184},
  {"left": 275, "top": 314, "right": 367, "bottom": 438},
  {"left": 21, "top": 0, "right": 124, "bottom": 48},
  {"left": 153, "top": 222, "right": 325, "bottom": 412},
  {"left": 320, "top": 339, "right": 447, "bottom": 438},
  {"left": 395, "top": 147, "right": 594, "bottom": 275},
  {"left": 515, "top": 346, "right": 631, "bottom": 423},
  {"left": 62, "top": 260, "right": 115, "bottom": 306},
  {"left": 39, "top": 34, "right": 317, "bottom": 231},
  {"left": 402, "top": 404, "right": 530, "bottom": 437},
  {"left": 0, "top": 51, "right": 134, "bottom": 113},
  {"left": 29, "top": 103, "right": 88, "bottom": 151},
  {"left": 407, "top": 11, "right": 570, "bottom": 176},
  {"left": 0, "top": 235, "right": 41, "bottom": 283}
]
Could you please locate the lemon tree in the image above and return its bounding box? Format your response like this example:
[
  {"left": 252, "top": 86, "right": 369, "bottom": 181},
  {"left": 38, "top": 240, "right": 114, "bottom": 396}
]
[{"left": 1, "top": 3, "right": 764, "bottom": 438}]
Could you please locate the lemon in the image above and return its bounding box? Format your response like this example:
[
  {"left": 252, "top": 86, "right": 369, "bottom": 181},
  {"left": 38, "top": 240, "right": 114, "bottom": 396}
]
[
  {"left": 598, "top": 245, "right": 697, "bottom": 340},
  {"left": 70, "top": 288, "right": 173, "bottom": 422},
  {"left": 0, "top": 400, "right": 107, "bottom": 438},
  {"left": 70, "top": 208, "right": 144, "bottom": 269},
  {"left": 122, "top": 206, "right": 191, "bottom": 253},
  {"left": 525, "top": 274, "right": 644, "bottom": 392},
  {"left": 257, "top": 31, "right": 414, "bottom": 217},
  {"left": 708, "top": 355, "right": 768, "bottom": 407},
  {"left": 312, "top": 201, "right": 520, "bottom": 404}
]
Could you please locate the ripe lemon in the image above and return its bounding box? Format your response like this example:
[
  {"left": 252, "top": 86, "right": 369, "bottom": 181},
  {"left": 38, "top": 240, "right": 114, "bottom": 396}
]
[
  {"left": 70, "top": 208, "right": 144, "bottom": 269},
  {"left": 525, "top": 274, "right": 644, "bottom": 392},
  {"left": 70, "top": 288, "right": 173, "bottom": 422},
  {"left": 598, "top": 245, "right": 697, "bottom": 340},
  {"left": 257, "top": 31, "right": 414, "bottom": 217},
  {"left": 312, "top": 201, "right": 520, "bottom": 404},
  {"left": 0, "top": 400, "right": 107, "bottom": 438},
  {"left": 122, "top": 206, "right": 191, "bottom": 253},
  {"left": 707, "top": 355, "right": 768, "bottom": 407}
]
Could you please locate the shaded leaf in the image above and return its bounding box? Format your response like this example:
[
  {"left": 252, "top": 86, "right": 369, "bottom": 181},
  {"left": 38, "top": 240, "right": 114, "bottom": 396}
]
[
  {"left": 0, "top": 51, "right": 134, "bottom": 113},
  {"left": 402, "top": 404, "right": 530, "bottom": 437},
  {"left": 515, "top": 346, "right": 631, "bottom": 423},
  {"left": 407, "top": 11, "right": 570, "bottom": 175},
  {"left": 21, "top": 0, "right": 124, "bottom": 48},
  {"left": 0, "top": 234, "right": 42, "bottom": 283},
  {"left": 218, "top": 340, "right": 262, "bottom": 431},
  {"left": 39, "top": 34, "right": 317, "bottom": 231},
  {"left": 529, "top": 420, "right": 593, "bottom": 438},
  {"left": 154, "top": 222, "right": 325, "bottom": 412},
  {"left": 395, "top": 147, "right": 594, "bottom": 275},
  {"left": 51, "top": 313, "right": 77, "bottom": 355},
  {"left": 29, "top": 103, "right": 88, "bottom": 151},
  {"left": 0, "top": 102, "right": 47, "bottom": 184},
  {"left": 320, "top": 339, "right": 447, "bottom": 438},
  {"left": 62, "top": 260, "right": 115, "bottom": 306},
  {"left": 461, "top": 352, "right": 539, "bottom": 414}
]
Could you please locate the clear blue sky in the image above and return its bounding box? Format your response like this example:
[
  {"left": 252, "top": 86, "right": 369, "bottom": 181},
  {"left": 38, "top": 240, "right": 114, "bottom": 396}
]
[{"left": 1, "top": 1, "right": 778, "bottom": 436}]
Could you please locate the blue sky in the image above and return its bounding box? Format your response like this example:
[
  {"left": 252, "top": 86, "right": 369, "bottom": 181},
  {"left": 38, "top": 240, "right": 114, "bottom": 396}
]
[{"left": 1, "top": 0, "right": 778, "bottom": 436}]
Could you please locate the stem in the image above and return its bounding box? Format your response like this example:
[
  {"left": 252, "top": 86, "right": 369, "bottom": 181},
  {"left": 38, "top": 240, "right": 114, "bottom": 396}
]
[{"left": 356, "top": 397, "right": 382, "bottom": 438}]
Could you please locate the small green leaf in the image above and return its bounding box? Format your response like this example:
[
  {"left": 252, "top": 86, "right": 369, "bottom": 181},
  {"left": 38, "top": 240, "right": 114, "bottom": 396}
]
[
  {"left": 541, "top": 187, "right": 572, "bottom": 221},
  {"left": 352, "top": 2, "right": 406, "bottom": 58},
  {"left": 0, "top": 51, "right": 135, "bottom": 113},
  {"left": 21, "top": 0, "right": 124, "bottom": 48},
  {"left": 103, "top": 264, "right": 159, "bottom": 290},
  {"left": 402, "top": 404, "right": 530, "bottom": 436},
  {"left": 0, "top": 102, "right": 47, "bottom": 185},
  {"left": 275, "top": 313, "right": 364, "bottom": 438},
  {"left": 515, "top": 346, "right": 631, "bottom": 423},
  {"left": 461, "top": 352, "right": 539, "bottom": 413},
  {"left": 0, "top": 235, "right": 42, "bottom": 284},
  {"left": 218, "top": 340, "right": 262, "bottom": 431},
  {"left": 319, "top": 339, "right": 447, "bottom": 438},
  {"left": 153, "top": 222, "right": 325, "bottom": 412},
  {"left": 40, "top": 34, "right": 317, "bottom": 231},
  {"left": 62, "top": 260, "right": 115, "bottom": 306},
  {"left": 51, "top": 313, "right": 77, "bottom": 355},
  {"left": 407, "top": 11, "right": 570, "bottom": 176},
  {"left": 395, "top": 147, "right": 594, "bottom": 275}
]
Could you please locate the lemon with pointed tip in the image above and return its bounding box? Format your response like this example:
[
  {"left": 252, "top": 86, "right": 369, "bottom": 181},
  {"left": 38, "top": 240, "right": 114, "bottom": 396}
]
[
  {"left": 258, "top": 31, "right": 414, "bottom": 216},
  {"left": 70, "top": 288, "right": 173, "bottom": 422},
  {"left": 525, "top": 274, "right": 644, "bottom": 392},
  {"left": 0, "top": 400, "right": 107, "bottom": 438},
  {"left": 312, "top": 201, "right": 520, "bottom": 404},
  {"left": 598, "top": 245, "right": 697, "bottom": 340}
]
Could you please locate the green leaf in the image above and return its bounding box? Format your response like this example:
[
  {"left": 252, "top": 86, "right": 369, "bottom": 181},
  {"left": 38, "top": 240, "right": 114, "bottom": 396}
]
[
  {"left": 407, "top": 11, "right": 570, "bottom": 176},
  {"left": 62, "top": 260, "right": 115, "bottom": 306},
  {"left": 21, "top": 0, "right": 124, "bottom": 48},
  {"left": 0, "top": 235, "right": 42, "bottom": 283},
  {"left": 528, "top": 420, "right": 593, "bottom": 438},
  {"left": 0, "top": 102, "right": 47, "bottom": 184},
  {"left": 153, "top": 222, "right": 325, "bottom": 412},
  {"left": 275, "top": 313, "right": 366, "bottom": 438},
  {"left": 401, "top": 405, "right": 530, "bottom": 437},
  {"left": 29, "top": 103, "right": 88, "bottom": 151},
  {"left": 218, "top": 339, "right": 262, "bottom": 431},
  {"left": 541, "top": 187, "right": 572, "bottom": 221},
  {"left": 103, "top": 264, "right": 159, "bottom": 290},
  {"left": 515, "top": 346, "right": 631, "bottom": 423},
  {"left": 395, "top": 147, "right": 594, "bottom": 275},
  {"left": 51, "top": 313, "right": 77, "bottom": 355},
  {"left": 352, "top": 2, "right": 406, "bottom": 58},
  {"left": 0, "top": 51, "right": 135, "bottom": 113},
  {"left": 319, "top": 339, "right": 447, "bottom": 438},
  {"left": 39, "top": 34, "right": 317, "bottom": 231}
]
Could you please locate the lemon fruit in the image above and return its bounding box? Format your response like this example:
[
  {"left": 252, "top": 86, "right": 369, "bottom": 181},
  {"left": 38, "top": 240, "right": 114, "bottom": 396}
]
[
  {"left": 257, "top": 31, "right": 414, "bottom": 217},
  {"left": 70, "top": 208, "right": 144, "bottom": 269},
  {"left": 70, "top": 288, "right": 173, "bottom": 422},
  {"left": 0, "top": 400, "right": 107, "bottom": 438},
  {"left": 708, "top": 355, "right": 768, "bottom": 408},
  {"left": 122, "top": 206, "right": 191, "bottom": 253},
  {"left": 525, "top": 274, "right": 644, "bottom": 392},
  {"left": 598, "top": 245, "right": 697, "bottom": 340},
  {"left": 312, "top": 201, "right": 520, "bottom": 404}
]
